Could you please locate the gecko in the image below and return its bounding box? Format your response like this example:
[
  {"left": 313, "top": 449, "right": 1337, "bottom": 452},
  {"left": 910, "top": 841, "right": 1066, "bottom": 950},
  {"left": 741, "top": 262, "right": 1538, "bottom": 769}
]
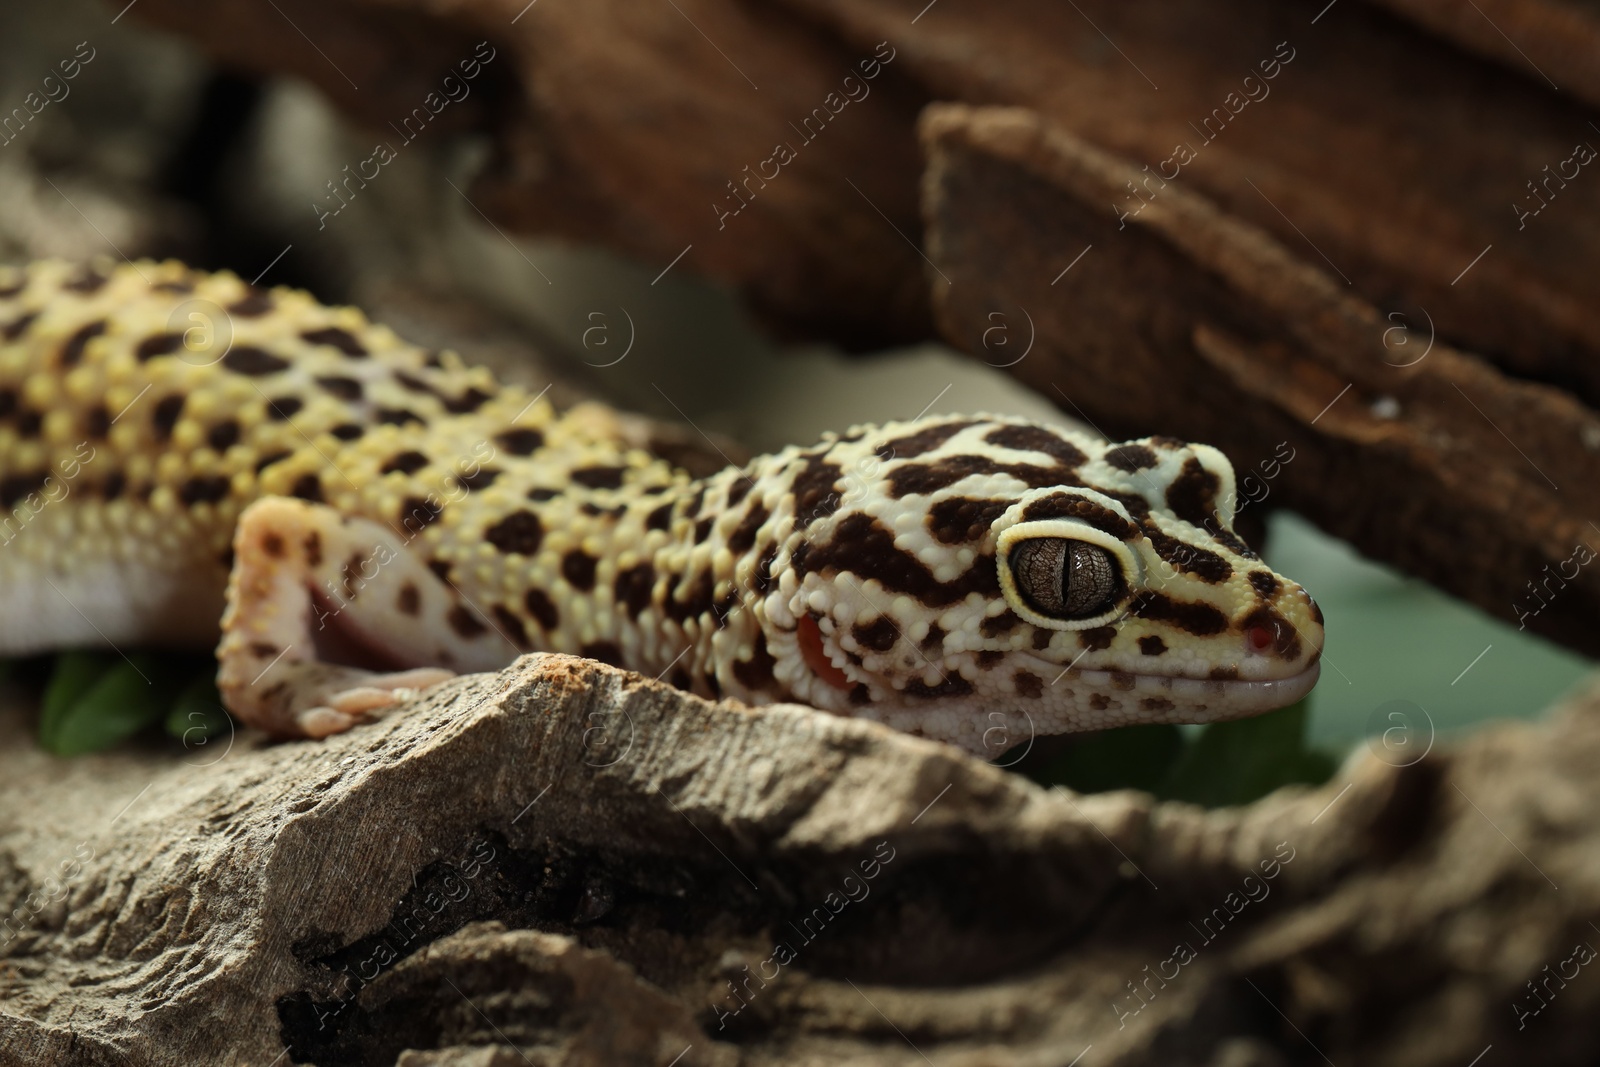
[{"left": 0, "top": 259, "right": 1323, "bottom": 756}]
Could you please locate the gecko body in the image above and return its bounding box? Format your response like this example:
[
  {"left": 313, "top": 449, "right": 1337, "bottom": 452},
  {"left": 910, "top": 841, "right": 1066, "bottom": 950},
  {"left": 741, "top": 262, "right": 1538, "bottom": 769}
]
[{"left": 0, "top": 260, "right": 1323, "bottom": 754}]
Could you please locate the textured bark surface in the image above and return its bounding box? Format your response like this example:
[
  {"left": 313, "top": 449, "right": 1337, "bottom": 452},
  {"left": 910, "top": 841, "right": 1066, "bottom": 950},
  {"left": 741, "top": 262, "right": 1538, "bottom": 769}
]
[
  {"left": 4, "top": 654, "right": 1600, "bottom": 1066},
  {"left": 919, "top": 103, "right": 1600, "bottom": 657},
  {"left": 128, "top": 0, "right": 934, "bottom": 347}
]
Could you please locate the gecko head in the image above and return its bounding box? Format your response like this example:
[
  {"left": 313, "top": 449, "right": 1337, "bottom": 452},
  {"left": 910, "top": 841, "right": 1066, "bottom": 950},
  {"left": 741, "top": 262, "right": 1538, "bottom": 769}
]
[{"left": 761, "top": 414, "right": 1323, "bottom": 757}]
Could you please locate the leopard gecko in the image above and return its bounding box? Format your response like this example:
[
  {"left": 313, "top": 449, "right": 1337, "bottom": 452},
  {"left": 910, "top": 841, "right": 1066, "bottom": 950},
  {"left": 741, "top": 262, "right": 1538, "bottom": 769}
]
[{"left": 0, "top": 259, "right": 1323, "bottom": 755}]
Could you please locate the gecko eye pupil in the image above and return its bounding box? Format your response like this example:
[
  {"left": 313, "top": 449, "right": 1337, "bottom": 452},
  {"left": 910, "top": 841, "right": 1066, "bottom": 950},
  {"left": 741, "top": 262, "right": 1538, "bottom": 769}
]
[{"left": 1010, "top": 538, "right": 1119, "bottom": 620}]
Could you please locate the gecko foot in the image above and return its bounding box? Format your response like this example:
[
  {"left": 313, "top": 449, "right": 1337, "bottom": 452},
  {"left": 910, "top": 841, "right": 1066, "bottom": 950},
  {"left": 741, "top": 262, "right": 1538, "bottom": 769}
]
[{"left": 295, "top": 668, "right": 458, "bottom": 738}]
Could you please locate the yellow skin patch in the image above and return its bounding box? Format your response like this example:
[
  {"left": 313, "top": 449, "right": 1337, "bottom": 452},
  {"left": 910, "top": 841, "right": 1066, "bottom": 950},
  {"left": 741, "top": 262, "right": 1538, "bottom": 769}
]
[{"left": 0, "top": 260, "right": 1323, "bottom": 754}]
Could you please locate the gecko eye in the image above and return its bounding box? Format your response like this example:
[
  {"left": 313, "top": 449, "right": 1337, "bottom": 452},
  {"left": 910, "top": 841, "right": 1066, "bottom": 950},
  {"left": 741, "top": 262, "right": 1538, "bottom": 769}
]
[{"left": 1009, "top": 538, "right": 1119, "bottom": 620}]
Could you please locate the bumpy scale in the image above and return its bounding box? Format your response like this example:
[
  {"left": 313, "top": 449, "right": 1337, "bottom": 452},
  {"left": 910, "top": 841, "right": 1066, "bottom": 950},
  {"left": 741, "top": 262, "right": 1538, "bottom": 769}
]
[{"left": 0, "top": 260, "right": 1323, "bottom": 754}]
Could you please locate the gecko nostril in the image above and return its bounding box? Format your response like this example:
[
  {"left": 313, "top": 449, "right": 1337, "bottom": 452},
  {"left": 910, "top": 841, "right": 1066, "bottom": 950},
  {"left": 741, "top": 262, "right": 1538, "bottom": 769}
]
[{"left": 1246, "top": 625, "right": 1276, "bottom": 654}]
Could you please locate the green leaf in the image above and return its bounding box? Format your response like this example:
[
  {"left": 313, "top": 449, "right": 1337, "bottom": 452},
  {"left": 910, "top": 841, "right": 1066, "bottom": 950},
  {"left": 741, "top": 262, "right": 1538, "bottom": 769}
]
[
  {"left": 164, "top": 675, "right": 232, "bottom": 746},
  {"left": 1155, "top": 701, "right": 1334, "bottom": 807},
  {"left": 38, "top": 649, "right": 125, "bottom": 752},
  {"left": 1028, "top": 722, "right": 1186, "bottom": 794},
  {"left": 41, "top": 653, "right": 179, "bottom": 757}
]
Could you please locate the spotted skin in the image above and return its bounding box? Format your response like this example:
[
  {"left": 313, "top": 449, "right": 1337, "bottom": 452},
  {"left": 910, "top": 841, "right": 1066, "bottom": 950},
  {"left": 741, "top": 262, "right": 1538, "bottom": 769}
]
[{"left": 0, "top": 260, "right": 1323, "bottom": 753}]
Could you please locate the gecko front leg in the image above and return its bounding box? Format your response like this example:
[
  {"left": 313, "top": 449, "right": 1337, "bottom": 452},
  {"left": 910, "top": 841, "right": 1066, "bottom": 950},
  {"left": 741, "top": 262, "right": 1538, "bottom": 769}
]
[{"left": 217, "top": 497, "right": 457, "bottom": 738}]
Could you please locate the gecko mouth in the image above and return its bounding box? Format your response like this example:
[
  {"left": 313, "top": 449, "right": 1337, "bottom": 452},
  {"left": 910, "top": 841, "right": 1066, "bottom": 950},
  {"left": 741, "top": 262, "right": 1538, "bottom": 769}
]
[{"left": 1076, "top": 661, "right": 1322, "bottom": 718}]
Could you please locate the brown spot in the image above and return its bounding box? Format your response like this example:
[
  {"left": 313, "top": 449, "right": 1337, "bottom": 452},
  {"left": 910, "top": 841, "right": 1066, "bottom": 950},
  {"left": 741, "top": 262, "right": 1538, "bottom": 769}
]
[
  {"left": 1141, "top": 697, "right": 1175, "bottom": 712},
  {"left": 1248, "top": 571, "right": 1281, "bottom": 600},
  {"left": 292, "top": 474, "right": 324, "bottom": 503},
  {"left": 64, "top": 267, "right": 106, "bottom": 294},
  {"left": 984, "top": 424, "right": 1088, "bottom": 466},
  {"left": 427, "top": 559, "right": 453, "bottom": 583},
  {"left": 903, "top": 675, "right": 974, "bottom": 699},
  {"left": 1167, "top": 457, "right": 1223, "bottom": 531},
  {"left": 572, "top": 465, "right": 626, "bottom": 490},
  {"left": 222, "top": 346, "right": 289, "bottom": 377},
  {"left": 980, "top": 611, "right": 1020, "bottom": 637},
  {"left": 154, "top": 279, "right": 193, "bottom": 294},
  {"left": 928, "top": 497, "right": 1007, "bottom": 544},
  {"left": 849, "top": 684, "right": 873, "bottom": 705},
  {"left": 397, "top": 583, "right": 420, "bottom": 615},
  {"left": 0, "top": 389, "right": 14, "bottom": 418},
  {"left": 614, "top": 562, "right": 656, "bottom": 616},
  {"left": 0, "top": 278, "right": 23, "bottom": 297},
  {"left": 921, "top": 622, "right": 947, "bottom": 650},
  {"left": 261, "top": 532, "right": 286, "bottom": 558},
  {"left": 1022, "top": 493, "right": 1138, "bottom": 541},
  {"left": 0, "top": 472, "right": 47, "bottom": 508},
  {"left": 394, "top": 370, "right": 437, "bottom": 396},
  {"left": 645, "top": 501, "right": 673, "bottom": 531},
  {"left": 1089, "top": 693, "right": 1111, "bottom": 710},
  {"left": 136, "top": 332, "right": 184, "bottom": 362},
  {"left": 207, "top": 420, "right": 240, "bottom": 451},
  {"left": 1104, "top": 444, "right": 1158, "bottom": 472},
  {"left": 304, "top": 532, "right": 323, "bottom": 567},
  {"left": 266, "top": 396, "right": 303, "bottom": 421},
  {"left": 670, "top": 667, "right": 694, "bottom": 691},
  {"left": 456, "top": 468, "right": 500, "bottom": 492},
  {"left": 876, "top": 419, "right": 977, "bottom": 460},
  {"left": 495, "top": 428, "right": 544, "bottom": 455},
  {"left": 664, "top": 571, "right": 715, "bottom": 624},
  {"left": 399, "top": 495, "right": 440, "bottom": 533},
  {"left": 524, "top": 588, "right": 559, "bottom": 630},
  {"left": 1032, "top": 629, "right": 1053, "bottom": 650},
  {"left": 248, "top": 642, "right": 279, "bottom": 658},
  {"left": 376, "top": 407, "right": 423, "bottom": 427},
  {"left": 1129, "top": 592, "right": 1228, "bottom": 636},
  {"left": 101, "top": 471, "right": 126, "bottom": 500},
  {"left": 727, "top": 479, "right": 752, "bottom": 507},
  {"left": 255, "top": 451, "right": 291, "bottom": 472},
  {"left": 732, "top": 633, "right": 778, "bottom": 689},
  {"left": 580, "top": 641, "right": 624, "bottom": 667},
  {"left": 444, "top": 388, "right": 492, "bottom": 414},
  {"left": 380, "top": 451, "right": 429, "bottom": 476},
  {"left": 448, "top": 604, "right": 488, "bottom": 638},
  {"left": 330, "top": 424, "right": 364, "bottom": 441},
  {"left": 727, "top": 503, "right": 769, "bottom": 553},
  {"left": 752, "top": 545, "right": 779, "bottom": 594},
  {"left": 851, "top": 617, "right": 899, "bottom": 652},
  {"left": 485, "top": 510, "right": 545, "bottom": 555},
  {"left": 227, "top": 290, "right": 274, "bottom": 317},
  {"left": 977, "top": 650, "right": 1005, "bottom": 668},
  {"left": 492, "top": 606, "right": 530, "bottom": 649},
  {"left": 315, "top": 376, "right": 364, "bottom": 401},
  {"left": 179, "top": 475, "right": 232, "bottom": 505},
  {"left": 1209, "top": 666, "right": 1239, "bottom": 680},
  {"left": 1143, "top": 524, "right": 1232, "bottom": 583},
  {"left": 1014, "top": 670, "right": 1043, "bottom": 698},
  {"left": 301, "top": 327, "right": 366, "bottom": 355},
  {"left": 15, "top": 409, "right": 40, "bottom": 437},
  {"left": 791, "top": 455, "right": 843, "bottom": 525},
  {"left": 889, "top": 455, "right": 1069, "bottom": 498},
  {"left": 85, "top": 405, "right": 111, "bottom": 438},
  {"left": 152, "top": 394, "right": 185, "bottom": 440},
  {"left": 562, "top": 549, "right": 598, "bottom": 591},
  {"left": 2, "top": 311, "right": 38, "bottom": 341},
  {"left": 791, "top": 513, "right": 999, "bottom": 607},
  {"left": 1138, "top": 635, "right": 1168, "bottom": 656},
  {"left": 694, "top": 517, "right": 714, "bottom": 543},
  {"left": 527, "top": 487, "right": 560, "bottom": 502},
  {"left": 1109, "top": 671, "right": 1136, "bottom": 691},
  {"left": 59, "top": 320, "right": 106, "bottom": 366},
  {"left": 1079, "top": 626, "right": 1116, "bottom": 651}
]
